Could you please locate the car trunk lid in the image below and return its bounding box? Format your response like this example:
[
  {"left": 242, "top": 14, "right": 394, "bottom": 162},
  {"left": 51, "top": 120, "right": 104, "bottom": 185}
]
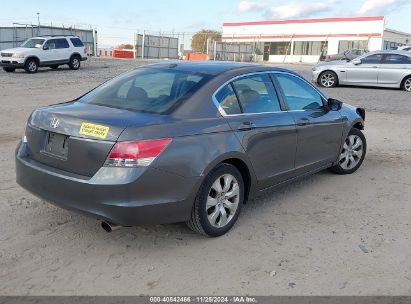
[{"left": 26, "top": 102, "right": 168, "bottom": 177}]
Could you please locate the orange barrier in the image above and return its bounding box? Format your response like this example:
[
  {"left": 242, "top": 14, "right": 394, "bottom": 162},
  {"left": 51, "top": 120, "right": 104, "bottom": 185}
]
[
  {"left": 112, "top": 49, "right": 134, "bottom": 59},
  {"left": 186, "top": 53, "right": 209, "bottom": 61}
]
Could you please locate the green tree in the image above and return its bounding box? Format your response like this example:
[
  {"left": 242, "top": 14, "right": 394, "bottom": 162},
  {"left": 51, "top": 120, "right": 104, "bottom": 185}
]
[{"left": 191, "top": 29, "right": 222, "bottom": 53}]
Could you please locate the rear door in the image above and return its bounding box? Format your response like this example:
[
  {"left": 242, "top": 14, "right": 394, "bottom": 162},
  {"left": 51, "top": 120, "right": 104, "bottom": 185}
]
[
  {"left": 215, "top": 73, "right": 296, "bottom": 189},
  {"left": 378, "top": 54, "right": 411, "bottom": 85},
  {"left": 273, "top": 72, "right": 343, "bottom": 176},
  {"left": 345, "top": 53, "right": 383, "bottom": 84},
  {"left": 54, "top": 38, "right": 71, "bottom": 61}
]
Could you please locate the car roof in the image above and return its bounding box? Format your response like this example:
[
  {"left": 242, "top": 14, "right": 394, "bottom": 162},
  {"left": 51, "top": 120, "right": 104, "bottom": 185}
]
[
  {"left": 141, "top": 61, "right": 293, "bottom": 76},
  {"left": 365, "top": 50, "right": 411, "bottom": 57},
  {"left": 31, "top": 35, "right": 78, "bottom": 39}
]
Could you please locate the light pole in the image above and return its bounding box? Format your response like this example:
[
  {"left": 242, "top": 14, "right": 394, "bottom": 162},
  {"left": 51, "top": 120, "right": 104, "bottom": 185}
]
[{"left": 37, "top": 12, "right": 40, "bottom": 36}]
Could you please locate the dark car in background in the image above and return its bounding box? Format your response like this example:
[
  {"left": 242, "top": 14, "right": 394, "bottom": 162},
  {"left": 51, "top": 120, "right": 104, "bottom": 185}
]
[
  {"left": 325, "top": 49, "right": 368, "bottom": 62},
  {"left": 16, "top": 62, "right": 366, "bottom": 237}
]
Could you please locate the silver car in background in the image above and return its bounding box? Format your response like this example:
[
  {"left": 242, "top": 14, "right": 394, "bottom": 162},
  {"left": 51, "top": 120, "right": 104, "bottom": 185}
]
[{"left": 312, "top": 50, "right": 411, "bottom": 91}]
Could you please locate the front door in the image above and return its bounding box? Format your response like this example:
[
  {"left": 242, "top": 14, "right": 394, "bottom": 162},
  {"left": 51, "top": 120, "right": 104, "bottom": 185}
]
[
  {"left": 273, "top": 72, "right": 344, "bottom": 176},
  {"left": 345, "top": 53, "right": 383, "bottom": 85}
]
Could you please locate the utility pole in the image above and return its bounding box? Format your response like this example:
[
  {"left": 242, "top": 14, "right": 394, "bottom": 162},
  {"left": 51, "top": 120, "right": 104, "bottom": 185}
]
[{"left": 37, "top": 12, "right": 40, "bottom": 36}]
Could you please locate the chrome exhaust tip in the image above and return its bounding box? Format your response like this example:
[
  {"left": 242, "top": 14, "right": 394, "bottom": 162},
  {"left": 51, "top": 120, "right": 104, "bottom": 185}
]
[{"left": 101, "top": 221, "right": 121, "bottom": 232}]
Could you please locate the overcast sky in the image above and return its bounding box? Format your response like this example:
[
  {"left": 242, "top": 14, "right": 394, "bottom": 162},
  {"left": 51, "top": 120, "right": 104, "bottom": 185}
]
[{"left": 0, "top": 0, "right": 410, "bottom": 47}]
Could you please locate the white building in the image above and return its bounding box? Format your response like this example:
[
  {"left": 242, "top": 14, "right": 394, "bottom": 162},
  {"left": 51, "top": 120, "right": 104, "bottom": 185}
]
[{"left": 222, "top": 16, "right": 411, "bottom": 63}]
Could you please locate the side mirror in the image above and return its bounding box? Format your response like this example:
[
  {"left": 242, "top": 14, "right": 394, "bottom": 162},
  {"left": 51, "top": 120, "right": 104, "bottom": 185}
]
[
  {"left": 327, "top": 98, "right": 343, "bottom": 111},
  {"left": 352, "top": 59, "right": 361, "bottom": 65},
  {"left": 43, "top": 45, "right": 49, "bottom": 50}
]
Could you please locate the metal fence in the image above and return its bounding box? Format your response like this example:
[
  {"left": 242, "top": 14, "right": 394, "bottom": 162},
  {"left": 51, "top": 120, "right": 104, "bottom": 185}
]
[
  {"left": 135, "top": 33, "right": 179, "bottom": 59},
  {"left": 207, "top": 41, "right": 255, "bottom": 62},
  {"left": 0, "top": 23, "right": 97, "bottom": 55}
]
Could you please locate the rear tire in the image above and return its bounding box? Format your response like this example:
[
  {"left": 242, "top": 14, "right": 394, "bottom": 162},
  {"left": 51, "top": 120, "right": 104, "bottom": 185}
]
[
  {"left": 186, "top": 163, "right": 244, "bottom": 237},
  {"left": 402, "top": 76, "right": 411, "bottom": 92},
  {"left": 329, "top": 128, "right": 366, "bottom": 175},
  {"left": 24, "top": 58, "right": 38, "bottom": 73},
  {"left": 3, "top": 67, "right": 15, "bottom": 72},
  {"left": 318, "top": 71, "right": 338, "bottom": 88},
  {"left": 68, "top": 55, "right": 81, "bottom": 70}
]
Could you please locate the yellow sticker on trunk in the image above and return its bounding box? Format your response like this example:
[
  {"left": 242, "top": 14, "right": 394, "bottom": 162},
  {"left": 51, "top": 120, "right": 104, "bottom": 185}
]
[{"left": 79, "top": 122, "right": 110, "bottom": 139}]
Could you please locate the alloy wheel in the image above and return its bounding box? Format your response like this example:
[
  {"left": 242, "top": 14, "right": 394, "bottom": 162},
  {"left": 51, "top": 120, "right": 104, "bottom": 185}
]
[
  {"left": 206, "top": 174, "right": 240, "bottom": 228},
  {"left": 339, "top": 135, "right": 364, "bottom": 170},
  {"left": 28, "top": 61, "right": 37, "bottom": 72},
  {"left": 320, "top": 72, "right": 336, "bottom": 87},
  {"left": 404, "top": 78, "right": 411, "bottom": 92},
  {"left": 72, "top": 58, "right": 80, "bottom": 69}
]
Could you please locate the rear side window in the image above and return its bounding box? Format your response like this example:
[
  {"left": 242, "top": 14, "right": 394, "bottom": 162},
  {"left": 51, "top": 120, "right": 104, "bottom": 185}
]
[
  {"left": 56, "top": 38, "right": 69, "bottom": 49},
  {"left": 383, "top": 54, "right": 411, "bottom": 64},
  {"left": 275, "top": 74, "right": 323, "bottom": 110},
  {"left": 79, "top": 68, "right": 211, "bottom": 114},
  {"left": 215, "top": 84, "right": 242, "bottom": 115},
  {"left": 70, "top": 38, "right": 84, "bottom": 47},
  {"left": 231, "top": 74, "right": 281, "bottom": 114}
]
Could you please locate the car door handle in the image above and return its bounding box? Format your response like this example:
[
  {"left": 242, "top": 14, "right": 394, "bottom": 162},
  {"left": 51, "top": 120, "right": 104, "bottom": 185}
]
[
  {"left": 296, "top": 118, "right": 310, "bottom": 126},
  {"left": 237, "top": 121, "right": 256, "bottom": 131}
]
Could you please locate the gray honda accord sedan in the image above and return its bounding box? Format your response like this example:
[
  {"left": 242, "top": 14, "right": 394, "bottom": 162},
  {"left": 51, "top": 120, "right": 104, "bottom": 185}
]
[{"left": 16, "top": 62, "right": 366, "bottom": 237}]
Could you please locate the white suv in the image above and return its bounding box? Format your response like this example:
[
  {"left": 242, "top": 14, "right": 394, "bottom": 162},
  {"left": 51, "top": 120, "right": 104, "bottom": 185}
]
[{"left": 0, "top": 36, "right": 88, "bottom": 73}]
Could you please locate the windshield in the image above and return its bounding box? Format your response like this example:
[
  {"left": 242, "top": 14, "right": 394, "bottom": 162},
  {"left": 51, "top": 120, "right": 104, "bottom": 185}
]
[
  {"left": 21, "top": 38, "right": 45, "bottom": 48},
  {"left": 78, "top": 67, "right": 212, "bottom": 114}
]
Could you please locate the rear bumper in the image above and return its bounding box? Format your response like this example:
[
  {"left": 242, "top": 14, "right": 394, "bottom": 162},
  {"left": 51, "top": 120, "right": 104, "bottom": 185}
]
[{"left": 16, "top": 142, "right": 200, "bottom": 226}]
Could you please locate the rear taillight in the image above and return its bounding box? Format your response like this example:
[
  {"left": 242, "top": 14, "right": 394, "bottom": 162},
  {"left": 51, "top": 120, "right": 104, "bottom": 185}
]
[{"left": 104, "top": 138, "right": 172, "bottom": 167}]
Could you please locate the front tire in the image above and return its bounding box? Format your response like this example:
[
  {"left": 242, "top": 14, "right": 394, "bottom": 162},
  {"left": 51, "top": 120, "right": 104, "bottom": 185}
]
[
  {"left": 24, "top": 59, "right": 38, "bottom": 73},
  {"left": 186, "top": 163, "right": 244, "bottom": 237},
  {"left": 3, "top": 67, "right": 16, "bottom": 72},
  {"left": 318, "top": 71, "right": 338, "bottom": 88},
  {"left": 68, "top": 55, "right": 81, "bottom": 70},
  {"left": 329, "top": 128, "right": 366, "bottom": 175},
  {"left": 402, "top": 76, "right": 411, "bottom": 92}
]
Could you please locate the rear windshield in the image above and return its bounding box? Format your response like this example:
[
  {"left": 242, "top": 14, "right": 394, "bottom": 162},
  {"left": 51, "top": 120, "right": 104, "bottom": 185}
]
[
  {"left": 70, "top": 38, "right": 84, "bottom": 47},
  {"left": 78, "top": 68, "right": 211, "bottom": 114}
]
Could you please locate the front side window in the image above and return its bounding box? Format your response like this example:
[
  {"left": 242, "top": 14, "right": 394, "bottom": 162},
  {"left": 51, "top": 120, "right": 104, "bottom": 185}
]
[
  {"left": 361, "top": 54, "right": 383, "bottom": 64},
  {"left": 21, "top": 38, "right": 45, "bottom": 48},
  {"left": 44, "top": 39, "right": 57, "bottom": 50},
  {"left": 231, "top": 74, "right": 281, "bottom": 114},
  {"left": 275, "top": 74, "right": 324, "bottom": 111},
  {"left": 79, "top": 68, "right": 211, "bottom": 114}
]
